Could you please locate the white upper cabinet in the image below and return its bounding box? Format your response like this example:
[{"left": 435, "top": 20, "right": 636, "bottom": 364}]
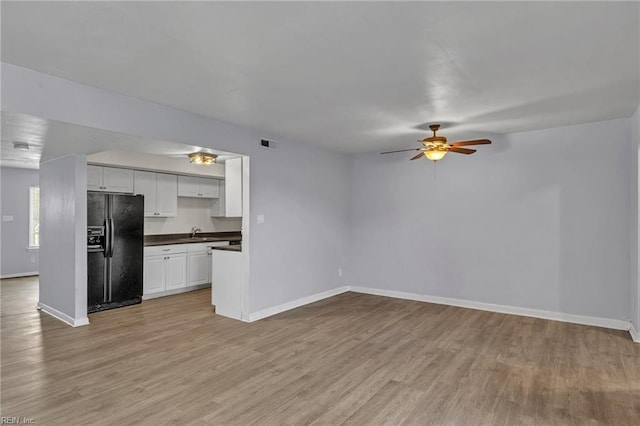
[
  {"left": 134, "top": 171, "right": 177, "bottom": 217},
  {"left": 155, "top": 173, "right": 178, "bottom": 216},
  {"left": 177, "top": 175, "right": 200, "bottom": 197},
  {"left": 87, "top": 166, "right": 134, "bottom": 193},
  {"left": 200, "top": 178, "right": 220, "bottom": 198},
  {"left": 87, "top": 165, "right": 103, "bottom": 190},
  {"left": 134, "top": 171, "right": 156, "bottom": 216},
  {"left": 178, "top": 176, "right": 220, "bottom": 198},
  {"left": 211, "top": 158, "right": 242, "bottom": 217}
]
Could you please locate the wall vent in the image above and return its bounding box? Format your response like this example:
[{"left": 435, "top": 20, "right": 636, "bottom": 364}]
[
  {"left": 12, "top": 141, "right": 30, "bottom": 150},
  {"left": 259, "top": 138, "right": 277, "bottom": 151}
]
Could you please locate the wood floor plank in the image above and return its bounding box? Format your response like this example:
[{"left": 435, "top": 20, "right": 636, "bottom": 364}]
[{"left": 2, "top": 276, "right": 639, "bottom": 425}]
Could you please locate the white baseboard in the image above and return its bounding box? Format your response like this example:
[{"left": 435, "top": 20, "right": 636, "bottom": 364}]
[
  {"left": 630, "top": 323, "right": 640, "bottom": 343},
  {"left": 248, "top": 286, "right": 350, "bottom": 322},
  {"left": 37, "top": 302, "right": 89, "bottom": 327},
  {"left": 0, "top": 271, "right": 38, "bottom": 279},
  {"left": 349, "top": 286, "right": 632, "bottom": 332}
]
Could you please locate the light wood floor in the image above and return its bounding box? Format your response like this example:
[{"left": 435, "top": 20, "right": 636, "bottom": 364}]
[{"left": 1, "top": 276, "right": 639, "bottom": 425}]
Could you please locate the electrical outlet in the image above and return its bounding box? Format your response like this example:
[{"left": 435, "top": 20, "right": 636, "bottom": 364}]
[
  {"left": 338, "top": 268, "right": 343, "bottom": 276},
  {"left": 257, "top": 214, "right": 265, "bottom": 224},
  {"left": 30, "top": 255, "right": 36, "bottom": 264}
]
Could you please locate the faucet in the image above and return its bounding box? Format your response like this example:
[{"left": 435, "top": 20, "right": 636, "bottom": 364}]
[{"left": 191, "top": 227, "right": 201, "bottom": 238}]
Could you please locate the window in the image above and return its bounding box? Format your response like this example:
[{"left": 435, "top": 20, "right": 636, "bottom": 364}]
[{"left": 29, "top": 186, "right": 40, "bottom": 248}]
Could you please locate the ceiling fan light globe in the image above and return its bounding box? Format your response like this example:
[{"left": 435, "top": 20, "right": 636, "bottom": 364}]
[{"left": 424, "top": 149, "right": 447, "bottom": 162}]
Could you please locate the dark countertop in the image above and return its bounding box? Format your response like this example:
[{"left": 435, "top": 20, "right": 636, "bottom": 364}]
[
  {"left": 144, "top": 231, "right": 241, "bottom": 247},
  {"left": 211, "top": 245, "right": 242, "bottom": 252}
]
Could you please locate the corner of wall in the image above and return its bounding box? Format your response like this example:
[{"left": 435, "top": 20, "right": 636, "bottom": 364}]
[
  {"left": 74, "top": 156, "right": 88, "bottom": 323},
  {"left": 632, "top": 105, "right": 640, "bottom": 331}
]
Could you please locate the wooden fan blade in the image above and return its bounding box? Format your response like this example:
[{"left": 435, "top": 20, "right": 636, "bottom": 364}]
[
  {"left": 380, "top": 147, "right": 421, "bottom": 154},
  {"left": 410, "top": 152, "right": 425, "bottom": 160},
  {"left": 450, "top": 139, "right": 491, "bottom": 147},
  {"left": 448, "top": 147, "right": 476, "bottom": 154}
]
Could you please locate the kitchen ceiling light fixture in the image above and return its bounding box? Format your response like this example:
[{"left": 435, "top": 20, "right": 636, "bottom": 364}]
[{"left": 188, "top": 152, "right": 217, "bottom": 165}]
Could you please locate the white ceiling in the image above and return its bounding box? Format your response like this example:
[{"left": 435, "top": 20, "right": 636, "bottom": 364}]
[
  {"left": 0, "top": 111, "right": 235, "bottom": 169},
  {"left": 1, "top": 1, "right": 639, "bottom": 157}
]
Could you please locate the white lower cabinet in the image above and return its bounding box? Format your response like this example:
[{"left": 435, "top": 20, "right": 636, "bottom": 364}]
[
  {"left": 187, "top": 251, "right": 210, "bottom": 286},
  {"left": 144, "top": 242, "right": 229, "bottom": 298},
  {"left": 143, "top": 255, "right": 165, "bottom": 294},
  {"left": 165, "top": 254, "right": 187, "bottom": 290},
  {"left": 143, "top": 245, "right": 187, "bottom": 296}
]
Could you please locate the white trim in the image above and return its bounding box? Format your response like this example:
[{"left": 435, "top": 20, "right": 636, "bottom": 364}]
[
  {"left": 28, "top": 185, "right": 40, "bottom": 249},
  {"left": 37, "top": 302, "right": 89, "bottom": 327},
  {"left": 248, "top": 286, "right": 350, "bottom": 322},
  {"left": 26, "top": 247, "right": 39, "bottom": 252},
  {"left": 0, "top": 271, "right": 39, "bottom": 279},
  {"left": 630, "top": 323, "right": 640, "bottom": 343},
  {"left": 349, "top": 286, "right": 631, "bottom": 331}
]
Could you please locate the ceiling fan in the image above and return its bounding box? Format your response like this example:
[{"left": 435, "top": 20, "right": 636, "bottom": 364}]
[{"left": 381, "top": 124, "right": 491, "bottom": 162}]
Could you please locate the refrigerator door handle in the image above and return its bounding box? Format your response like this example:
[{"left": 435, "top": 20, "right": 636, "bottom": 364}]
[
  {"left": 104, "top": 219, "right": 111, "bottom": 258},
  {"left": 103, "top": 257, "right": 108, "bottom": 302},
  {"left": 109, "top": 217, "right": 115, "bottom": 258},
  {"left": 108, "top": 258, "right": 112, "bottom": 301}
]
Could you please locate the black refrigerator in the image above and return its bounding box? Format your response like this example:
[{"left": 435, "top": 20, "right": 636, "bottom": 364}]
[{"left": 87, "top": 192, "right": 144, "bottom": 313}]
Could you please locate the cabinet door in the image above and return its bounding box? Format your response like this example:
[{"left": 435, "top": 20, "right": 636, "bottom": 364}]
[
  {"left": 87, "top": 165, "right": 104, "bottom": 191},
  {"left": 210, "top": 181, "right": 225, "bottom": 217},
  {"left": 212, "top": 159, "right": 242, "bottom": 217},
  {"left": 165, "top": 253, "right": 187, "bottom": 290},
  {"left": 200, "top": 178, "right": 220, "bottom": 198},
  {"left": 177, "top": 176, "right": 200, "bottom": 197},
  {"left": 187, "top": 251, "right": 209, "bottom": 286},
  {"left": 143, "top": 255, "right": 165, "bottom": 295},
  {"left": 155, "top": 173, "right": 178, "bottom": 217},
  {"left": 134, "top": 170, "right": 158, "bottom": 217},
  {"left": 225, "top": 158, "right": 242, "bottom": 217},
  {"left": 103, "top": 167, "right": 134, "bottom": 193}
]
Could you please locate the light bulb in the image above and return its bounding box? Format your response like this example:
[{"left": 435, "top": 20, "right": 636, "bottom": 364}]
[{"left": 424, "top": 149, "right": 447, "bottom": 162}]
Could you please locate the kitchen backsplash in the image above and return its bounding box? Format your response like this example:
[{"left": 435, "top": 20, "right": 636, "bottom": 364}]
[{"left": 144, "top": 197, "right": 242, "bottom": 235}]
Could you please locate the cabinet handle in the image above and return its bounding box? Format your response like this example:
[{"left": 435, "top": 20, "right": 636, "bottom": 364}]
[{"left": 162, "top": 249, "right": 170, "bottom": 251}]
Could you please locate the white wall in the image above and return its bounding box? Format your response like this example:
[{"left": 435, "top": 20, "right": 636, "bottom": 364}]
[
  {"left": 144, "top": 197, "right": 241, "bottom": 235},
  {"left": 2, "top": 63, "right": 350, "bottom": 315},
  {"left": 38, "top": 154, "right": 88, "bottom": 326},
  {"left": 348, "top": 118, "right": 633, "bottom": 322},
  {"left": 0, "top": 167, "right": 39, "bottom": 277},
  {"left": 632, "top": 106, "right": 640, "bottom": 331},
  {"left": 5, "top": 62, "right": 634, "bottom": 328}
]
